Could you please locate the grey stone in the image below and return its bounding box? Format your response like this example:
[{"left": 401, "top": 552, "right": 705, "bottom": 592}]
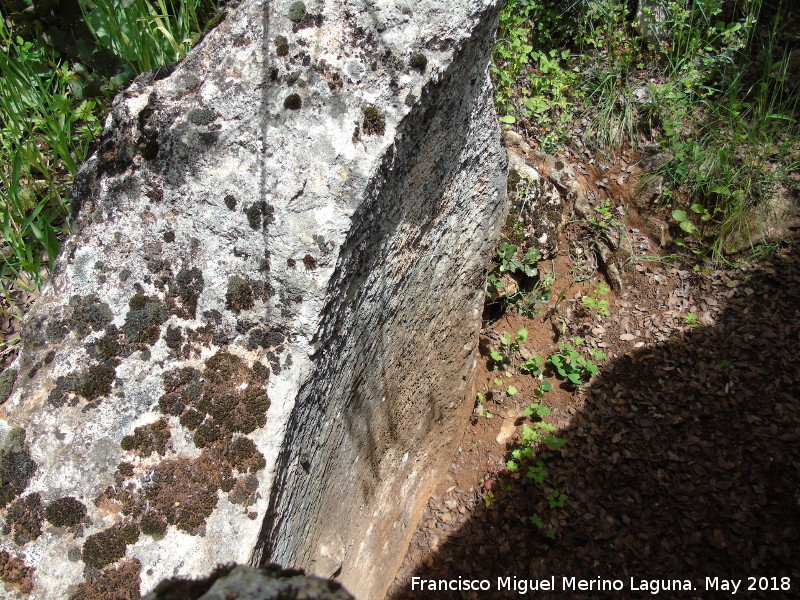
[
  {"left": 0, "top": 1, "right": 505, "bottom": 599},
  {"left": 635, "top": 0, "right": 670, "bottom": 48},
  {"left": 144, "top": 565, "right": 354, "bottom": 600}
]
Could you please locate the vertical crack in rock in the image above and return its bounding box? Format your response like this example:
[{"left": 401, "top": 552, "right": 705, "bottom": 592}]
[{"left": 0, "top": 1, "right": 505, "bottom": 598}]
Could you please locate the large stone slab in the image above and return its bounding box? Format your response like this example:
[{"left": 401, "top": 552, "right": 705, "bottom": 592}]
[{"left": 0, "top": 0, "right": 505, "bottom": 598}]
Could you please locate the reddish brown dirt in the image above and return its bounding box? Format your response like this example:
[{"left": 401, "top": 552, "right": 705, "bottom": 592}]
[{"left": 388, "top": 180, "right": 800, "bottom": 599}]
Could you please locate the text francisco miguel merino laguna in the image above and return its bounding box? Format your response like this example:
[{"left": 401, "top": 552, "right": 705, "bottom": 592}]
[{"left": 411, "top": 576, "right": 702, "bottom": 595}]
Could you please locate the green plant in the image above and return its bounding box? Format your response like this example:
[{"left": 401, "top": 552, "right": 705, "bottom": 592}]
[
  {"left": 507, "top": 403, "right": 556, "bottom": 475},
  {"left": 522, "top": 402, "right": 551, "bottom": 420},
  {"left": 80, "top": 0, "right": 220, "bottom": 76},
  {"left": 475, "top": 393, "right": 494, "bottom": 419},
  {"left": 500, "top": 375, "right": 568, "bottom": 538},
  {"left": 714, "top": 359, "right": 734, "bottom": 372},
  {"left": 491, "top": 327, "right": 528, "bottom": 363},
  {"left": 651, "top": 2, "right": 800, "bottom": 261},
  {"left": 491, "top": 0, "right": 588, "bottom": 146},
  {"left": 517, "top": 268, "right": 556, "bottom": 317},
  {"left": 529, "top": 512, "right": 557, "bottom": 540},
  {"left": 547, "top": 489, "right": 568, "bottom": 509},
  {"left": 534, "top": 380, "right": 553, "bottom": 399},
  {"left": 548, "top": 338, "right": 606, "bottom": 386},
  {"left": 493, "top": 243, "right": 539, "bottom": 279},
  {"left": 581, "top": 280, "right": 611, "bottom": 317},
  {"left": 486, "top": 243, "right": 545, "bottom": 314},
  {"left": 520, "top": 355, "right": 545, "bottom": 377},
  {"left": 684, "top": 312, "right": 699, "bottom": 325},
  {"left": 526, "top": 459, "right": 548, "bottom": 483},
  {"left": 0, "top": 21, "right": 102, "bottom": 286},
  {"left": 493, "top": 0, "right": 798, "bottom": 265},
  {"left": 591, "top": 199, "right": 618, "bottom": 230}
]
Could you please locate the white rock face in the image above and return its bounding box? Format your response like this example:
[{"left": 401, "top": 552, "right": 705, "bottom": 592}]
[{"left": 0, "top": 1, "right": 505, "bottom": 599}]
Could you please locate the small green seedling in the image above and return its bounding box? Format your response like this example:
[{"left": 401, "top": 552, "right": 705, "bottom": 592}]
[
  {"left": 673, "top": 205, "right": 715, "bottom": 252},
  {"left": 522, "top": 403, "right": 551, "bottom": 418},
  {"left": 492, "top": 327, "right": 528, "bottom": 364},
  {"left": 502, "top": 327, "right": 528, "bottom": 350},
  {"left": 589, "top": 199, "right": 619, "bottom": 231},
  {"left": 715, "top": 359, "right": 734, "bottom": 372},
  {"left": 527, "top": 461, "right": 548, "bottom": 483},
  {"left": 547, "top": 489, "right": 568, "bottom": 509},
  {"left": 544, "top": 434, "right": 566, "bottom": 451},
  {"left": 475, "top": 393, "right": 493, "bottom": 419},
  {"left": 582, "top": 281, "right": 612, "bottom": 316},
  {"left": 520, "top": 355, "right": 545, "bottom": 377},
  {"left": 548, "top": 340, "right": 606, "bottom": 386},
  {"left": 684, "top": 312, "right": 699, "bottom": 325}
]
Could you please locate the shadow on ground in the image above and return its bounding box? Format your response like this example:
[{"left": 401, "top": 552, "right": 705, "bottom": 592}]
[{"left": 389, "top": 243, "right": 800, "bottom": 600}]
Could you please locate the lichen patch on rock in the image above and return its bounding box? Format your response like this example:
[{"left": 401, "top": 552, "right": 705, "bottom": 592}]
[
  {"left": 82, "top": 521, "right": 140, "bottom": 570},
  {"left": 3, "top": 492, "right": 43, "bottom": 545},
  {"left": 69, "top": 559, "right": 141, "bottom": 600},
  {"left": 43, "top": 496, "right": 87, "bottom": 528},
  {"left": 0, "top": 549, "right": 35, "bottom": 594},
  {"left": 120, "top": 418, "right": 171, "bottom": 457},
  {"left": 0, "top": 428, "right": 36, "bottom": 510}
]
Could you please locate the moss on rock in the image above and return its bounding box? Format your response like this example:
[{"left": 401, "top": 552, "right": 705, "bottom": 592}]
[
  {"left": 170, "top": 267, "right": 204, "bottom": 319},
  {"left": 362, "top": 106, "right": 385, "bottom": 136},
  {"left": 44, "top": 319, "right": 68, "bottom": 344},
  {"left": 284, "top": 93, "right": 302, "bottom": 110},
  {"left": 187, "top": 108, "right": 216, "bottom": 126},
  {"left": 225, "top": 276, "right": 255, "bottom": 312},
  {"left": 68, "top": 295, "right": 113, "bottom": 339},
  {"left": 275, "top": 35, "right": 289, "bottom": 56},
  {"left": 3, "top": 492, "right": 43, "bottom": 545},
  {"left": 120, "top": 418, "right": 171, "bottom": 457},
  {"left": 69, "top": 559, "right": 141, "bottom": 600},
  {"left": 139, "top": 513, "right": 168, "bottom": 537},
  {"left": 0, "top": 368, "right": 18, "bottom": 404},
  {"left": 123, "top": 294, "right": 167, "bottom": 345},
  {"left": 0, "top": 550, "right": 35, "bottom": 594},
  {"left": 44, "top": 496, "right": 87, "bottom": 528},
  {"left": 145, "top": 454, "right": 224, "bottom": 534},
  {"left": 287, "top": 1, "right": 306, "bottom": 22},
  {"left": 0, "top": 428, "right": 37, "bottom": 510},
  {"left": 76, "top": 363, "right": 118, "bottom": 401},
  {"left": 82, "top": 522, "right": 140, "bottom": 569},
  {"left": 245, "top": 201, "right": 267, "bottom": 230},
  {"left": 409, "top": 53, "right": 428, "bottom": 70},
  {"left": 52, "top": 361, "right": 121, "bottom": 405},
  {"left": 151, "top": 348, "right": 269, "bottom": 521}
]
